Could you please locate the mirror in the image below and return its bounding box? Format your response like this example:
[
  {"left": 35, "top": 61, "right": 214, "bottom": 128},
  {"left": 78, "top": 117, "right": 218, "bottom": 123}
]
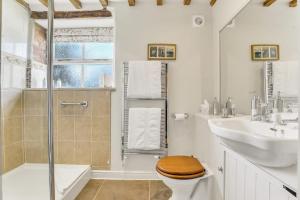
[{"left": 220, "top": 0, "right": 300, "bottom": 114}]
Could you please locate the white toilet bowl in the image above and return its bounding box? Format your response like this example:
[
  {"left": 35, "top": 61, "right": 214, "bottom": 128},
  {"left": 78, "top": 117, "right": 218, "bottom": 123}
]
[
  {"left": 156, "top": 156, "right": 212, "bottom": 200},
  {"left": 157, "top": 169, "right": 212, "bottom": 200}
]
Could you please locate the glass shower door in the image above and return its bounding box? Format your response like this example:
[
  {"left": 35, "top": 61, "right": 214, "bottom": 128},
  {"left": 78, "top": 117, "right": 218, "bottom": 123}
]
[{"left": 1, "top": 0, "right": 55, "bottom": 199}]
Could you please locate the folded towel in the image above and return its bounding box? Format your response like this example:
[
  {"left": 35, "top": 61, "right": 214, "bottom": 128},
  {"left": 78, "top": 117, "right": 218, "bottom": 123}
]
[
  {"left": 127, "top": 61, "right": 161, "bottom": 98},
  {"left": 272, "top": 61, "right": 299, "bottom": 97},
  {"left": 128, "top": 108, "right": 161, "bottom": 150}
]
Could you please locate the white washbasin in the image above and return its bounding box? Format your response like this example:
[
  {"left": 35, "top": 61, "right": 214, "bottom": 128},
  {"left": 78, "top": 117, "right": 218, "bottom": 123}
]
[{"left": 208, "top": 116, "right": 298, "bottom": 167}]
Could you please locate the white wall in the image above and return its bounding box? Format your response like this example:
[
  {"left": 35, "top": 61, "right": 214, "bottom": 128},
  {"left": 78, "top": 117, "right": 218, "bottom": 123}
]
[
  {"left": 2, "top": 0, "right": 29, "bottom": 58},
  {"left": 1, "top": 0, "right": 29, "bottom": 89},
  {"left": 110, "top": 1, "right": 213, "bottom": 170},
  {"left": 192, "top": 1, "right": 252, "bottom": 200},
  {"left": 220, "top": 2, "right": 300, "bottom": 113}
]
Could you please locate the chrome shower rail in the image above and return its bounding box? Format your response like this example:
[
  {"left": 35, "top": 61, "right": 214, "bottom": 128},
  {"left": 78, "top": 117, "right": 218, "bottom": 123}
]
[{"left": 60, "top": 101, "right": 88, "bottom": 108}]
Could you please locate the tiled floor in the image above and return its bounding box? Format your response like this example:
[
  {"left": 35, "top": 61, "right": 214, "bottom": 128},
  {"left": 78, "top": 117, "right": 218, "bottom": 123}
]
[{"left": 76, "top": 179, "right": 172, "bottom": 200}]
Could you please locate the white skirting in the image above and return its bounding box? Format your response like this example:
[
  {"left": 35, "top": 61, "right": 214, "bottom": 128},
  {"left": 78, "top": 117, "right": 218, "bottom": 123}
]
[{"left": 92, "top": 170, "right": 159, "bottom": 180}]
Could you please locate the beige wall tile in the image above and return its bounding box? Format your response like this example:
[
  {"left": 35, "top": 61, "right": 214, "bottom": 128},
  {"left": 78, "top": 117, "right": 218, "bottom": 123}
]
[
  {"left": 24, "top": 90, "right": 45, "bottom": 116},
  {"left": 92, "top": 116, "right": 110, "bottom": 142},
  {"left": 3, "top": 117, "right": 23, "bottom": 145},
  {"left": 4, "top": 142, "right": 24, "bottom": 172},
  {"left": 75, "top": 141, "right": 91, "bottom": 165},
  {"left": 75, "top": 116, "right": 92, "bottom": 141},
  {"left": 24, "top": 141, "right": 44, "bottom": 163},
  {"left": 24, "top": 116, "right": 46, "bottom": 141},
  {"left": 91, "top": 91, "right": 111, "bottom": 117},
  {"left": 58, "top": 116, "right": 75, "bottom": 141},
  {"left": 91, "top": 141, "right": 110, "bottom": 168},
  {"left": 57, "top": 141, "right": 75, "bottom": 164},
  {"left": 2, "top": 89, "right": 23, "bottom": 118},
  {"left": 20, "top": 89, "right": 111, "bottom": 169}
]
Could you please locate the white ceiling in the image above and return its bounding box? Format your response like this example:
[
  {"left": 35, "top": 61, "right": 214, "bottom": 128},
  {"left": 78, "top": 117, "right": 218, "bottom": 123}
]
[
  {"left": 26, "top": 0, "right": 208, "bottom": 11},
  {"left": 28, "top": 0, "right": 206, "bottom": 29}
]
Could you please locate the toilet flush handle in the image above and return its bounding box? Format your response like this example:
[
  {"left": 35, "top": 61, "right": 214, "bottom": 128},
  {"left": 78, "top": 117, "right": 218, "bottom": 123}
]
[{"left": 218, "top": 166, "right": 223, "bottom": 173}]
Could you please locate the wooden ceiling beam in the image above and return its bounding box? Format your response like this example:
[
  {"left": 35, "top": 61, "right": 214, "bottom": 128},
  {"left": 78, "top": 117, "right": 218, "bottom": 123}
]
[
  {"left": 31, "top": 10, "right": 112, "bottom": 19},
  {"left": 16, "top": 0, "right": 30, "bottom": 10},
  {"left": 69, "top": 0, "right": 82, "bottom": 9},
  {"left": 263, "top": 0, "right": 276, "bottom": 7},
  {"left": 289, "top": 0, "right": 297, "bottom": 7},
  {"left": 99, "top": 0, "right": 108, "bottom": 8},
  {"left": 128, "top": 0, "right": 135, "bottom": 6},
  {"left": 39, "top": 0, "right": 48, "bottom": 7},
  {"left": 157, "top": 0, "right": 163, "bottom": 6},
  {"left": 210, "top": 0, "right": 217, "bottom": 6},
  {"left": 184, "top": 0, "right": 191, "bottom": 5}
]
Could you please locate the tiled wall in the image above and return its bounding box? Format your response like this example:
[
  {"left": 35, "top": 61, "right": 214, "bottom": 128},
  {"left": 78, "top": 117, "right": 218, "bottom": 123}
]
[
  {"left": 1, "top": 89, "right": 24, "bottom": 173},
  {"left": 1, "top": 53, "right": 28, "bottom": 173},
  {"left": 23, "top": 89, "right": 111, "bottom": 170}
]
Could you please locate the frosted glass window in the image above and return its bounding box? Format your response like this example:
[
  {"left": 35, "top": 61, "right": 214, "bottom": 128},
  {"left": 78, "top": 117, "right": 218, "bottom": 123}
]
[
  {"left": 53, "top": 65, "right": 81, "bottom": 88},
  {"left": 54, "top": 42, "right": 114, "bottom": 88},
  {"left": 55, "top": 43, "right": 83, "bottom": 60},
  {"left": 83, "top": 64, "right": 112, "bottom": 88},
  {"left": 84, "top": 43, "right": 113, "bottom": 59}
]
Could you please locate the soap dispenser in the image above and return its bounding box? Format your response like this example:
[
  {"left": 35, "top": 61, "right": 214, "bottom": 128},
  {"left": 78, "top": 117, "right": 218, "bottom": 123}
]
[{"left": 225, "top": 97, "right": 233, "bottom": 115}]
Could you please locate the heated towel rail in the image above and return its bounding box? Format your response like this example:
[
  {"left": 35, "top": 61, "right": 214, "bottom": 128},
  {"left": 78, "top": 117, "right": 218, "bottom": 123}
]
[{"left": 121, "top": 62, "right": 168, "bottom": 161}]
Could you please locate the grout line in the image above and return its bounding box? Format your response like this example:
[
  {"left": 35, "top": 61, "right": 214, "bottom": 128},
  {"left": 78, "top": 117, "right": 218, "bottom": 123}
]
[
  {"left": 148, "top": 180, "right": 151, "bottom": 200},
  {"left": 92, "top": 179, "right": 105, "bottom": 200}
]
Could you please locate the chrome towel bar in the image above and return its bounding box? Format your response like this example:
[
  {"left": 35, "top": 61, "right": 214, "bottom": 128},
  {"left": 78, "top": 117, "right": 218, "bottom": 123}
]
[{"left": 60, "top": 101, "right": 88, "bottom": 108}]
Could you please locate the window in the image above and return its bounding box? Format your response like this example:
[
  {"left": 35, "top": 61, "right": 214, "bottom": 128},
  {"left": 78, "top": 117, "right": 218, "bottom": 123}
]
[{"left": 53, "top": 27, "right": 114, "bottom": 88}]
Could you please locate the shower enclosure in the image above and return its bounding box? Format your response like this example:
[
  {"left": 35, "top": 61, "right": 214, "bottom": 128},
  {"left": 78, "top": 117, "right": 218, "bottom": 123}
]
[{"left": 1, "top": 0, "right": 114, "bottom": 198}]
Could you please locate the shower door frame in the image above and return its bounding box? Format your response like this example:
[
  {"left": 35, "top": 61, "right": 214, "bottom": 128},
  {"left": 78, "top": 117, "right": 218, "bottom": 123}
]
[{"left": 47, "top": 0, "right": 55, "bottom": 199}]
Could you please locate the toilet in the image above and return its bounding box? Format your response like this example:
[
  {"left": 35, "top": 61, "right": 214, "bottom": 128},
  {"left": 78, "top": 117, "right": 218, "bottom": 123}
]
[{"left": 156, "top": 156, "right": 211, "bottom": 200}]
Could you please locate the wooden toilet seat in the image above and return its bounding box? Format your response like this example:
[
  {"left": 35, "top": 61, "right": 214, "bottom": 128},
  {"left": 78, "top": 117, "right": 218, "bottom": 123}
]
[{"left": 156, "top": 156, "right": 205, "bottom": 180}]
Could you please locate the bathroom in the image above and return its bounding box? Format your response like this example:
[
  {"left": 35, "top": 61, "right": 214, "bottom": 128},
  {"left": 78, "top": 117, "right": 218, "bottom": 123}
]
[{"left": 0, "top": 0, "right": 299, "bottom": 200}]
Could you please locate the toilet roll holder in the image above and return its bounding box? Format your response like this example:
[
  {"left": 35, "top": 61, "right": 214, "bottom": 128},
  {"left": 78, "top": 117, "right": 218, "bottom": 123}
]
[{"left": 172, "top": 113, "right": 189, "bottom": 120}]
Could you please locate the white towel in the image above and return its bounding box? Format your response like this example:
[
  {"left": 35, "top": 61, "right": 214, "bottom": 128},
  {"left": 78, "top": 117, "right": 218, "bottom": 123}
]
[
  {"left": 128, "top": 108, "right": 161, "bottom": 150},
  {"left": 272, "top": 61, "right": 299, "bottom": 97},
  {"left": 127, "top": 61, "right": 161, "bottom": 98}
]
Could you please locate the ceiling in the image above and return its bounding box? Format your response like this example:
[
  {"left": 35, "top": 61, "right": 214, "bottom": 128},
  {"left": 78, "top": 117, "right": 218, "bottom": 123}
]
[{"left": 25, "top": 0, "right": 208, "bottom": 11}]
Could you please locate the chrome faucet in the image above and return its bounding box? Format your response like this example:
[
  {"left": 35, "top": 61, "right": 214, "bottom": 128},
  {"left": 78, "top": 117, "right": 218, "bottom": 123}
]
[
  {"left": 251, "top": 96, "right": 272, "bottom": 122},
  {"left": 251, "top": 96, "right": 262, "bottom": 121}
]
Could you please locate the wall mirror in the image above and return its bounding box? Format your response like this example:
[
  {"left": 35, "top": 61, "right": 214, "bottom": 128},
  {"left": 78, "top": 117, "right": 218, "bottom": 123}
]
[{"left": 220, "top": 0, "right": 300, "bottom": 114}]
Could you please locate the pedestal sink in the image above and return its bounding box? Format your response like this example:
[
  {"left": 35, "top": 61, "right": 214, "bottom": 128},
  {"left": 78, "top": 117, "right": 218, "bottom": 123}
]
[{"left": 208, "top": 116, "right": 298, "bottom": 167}]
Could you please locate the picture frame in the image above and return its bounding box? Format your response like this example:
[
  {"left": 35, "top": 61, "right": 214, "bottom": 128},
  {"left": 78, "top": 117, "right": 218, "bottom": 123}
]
[
  {"left": 251, "top": 44, "right": 280, "bottom": 61},
  {"left": 148, "top": 44, "right": 176, "bottom": 60}
]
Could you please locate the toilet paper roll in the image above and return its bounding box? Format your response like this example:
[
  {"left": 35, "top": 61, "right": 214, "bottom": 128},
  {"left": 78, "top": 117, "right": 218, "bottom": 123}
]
[{"left": 173, "top": 113, "right": 187, "bottom": 121}]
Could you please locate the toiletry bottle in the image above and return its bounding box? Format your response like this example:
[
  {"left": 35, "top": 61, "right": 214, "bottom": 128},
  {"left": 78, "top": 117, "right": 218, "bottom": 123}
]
[
  {"left": 231, "top": 104, "right": 237, "bottom": 116},
  {"left": 251, "top": 96, "right": 261, "bottom": 121},
  {"left": 225, "top": 97, "right": 233, "bottom": 115},
  {"left": 212, "top": 97, "right": 220, "bottom": 116},
  {"left": 275, "top": 92, "right": 284, "bottom": 113},
  {"left": 57, "top": 79, "right": 62, "bottom": 88}
]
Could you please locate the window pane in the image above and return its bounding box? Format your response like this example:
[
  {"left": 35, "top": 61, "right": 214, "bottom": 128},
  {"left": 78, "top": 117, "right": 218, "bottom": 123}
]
[
  {"left": 84, "top": 43, "right": 113, "bottom": 60},
  {"left": 55, "top": 43, "right": 83, "bottom": 60},
  {"left": 83, "top": 64, "right": 112, "bottom": 88},
  {"left": 54, "top": 65, "right": 81, "bottom": 88}
]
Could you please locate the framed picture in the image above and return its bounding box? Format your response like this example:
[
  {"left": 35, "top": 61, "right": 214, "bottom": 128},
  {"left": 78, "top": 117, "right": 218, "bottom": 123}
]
[
  {"left": 251, "top": 44, "right": 280, "bottom": 61},
  {"left": 148, "top": 44, "right": 176, "bottom": 60}
]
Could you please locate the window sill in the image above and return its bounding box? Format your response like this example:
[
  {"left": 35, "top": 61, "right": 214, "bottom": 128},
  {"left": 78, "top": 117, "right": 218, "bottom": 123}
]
[{"left": 23, "top": 87, "right": 116, "bottom": 92}]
